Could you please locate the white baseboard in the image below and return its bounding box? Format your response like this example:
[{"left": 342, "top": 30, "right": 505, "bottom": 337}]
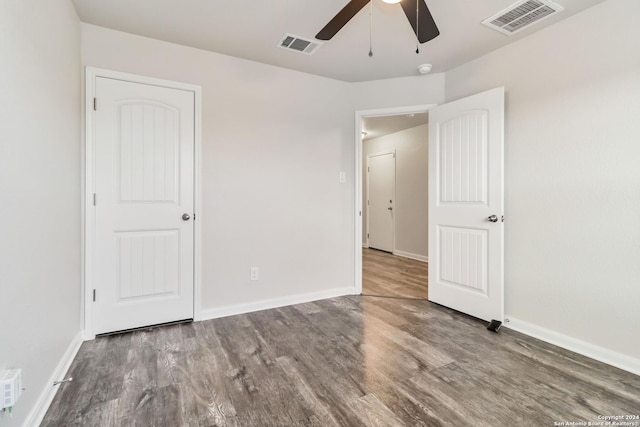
[
  {"left": 24, "top": 332, "right": 83, "bottom": 427},
  {"left": 393, "top": 250, "right": 428, "bottom": 263},
  {"left": 504, "top": 316, "right": 640, "bottom": 377},
  {"left": 362, "top": 243, "right": 369, "bottom": 248},
  {"left": 200, "top": 287, "right": 356, "bottom": 321}
]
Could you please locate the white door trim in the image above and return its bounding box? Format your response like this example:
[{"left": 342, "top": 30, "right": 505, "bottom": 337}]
[
  {"left": 365, "top": 150, "right": 396, "bottom": 250},
  {"left": 83, "top": 67, "right": 203, "bottom": 339},
  {"left": 354, "top": 104, "right": 436, "bottom": 294}
]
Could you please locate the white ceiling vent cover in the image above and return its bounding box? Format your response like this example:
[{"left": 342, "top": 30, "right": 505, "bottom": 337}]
[
  {"left": 482, "top": 0, "right": 564, "bottom": 36},
  {"left": 278, "top": 33, "right": 322, "bottom": 55}
]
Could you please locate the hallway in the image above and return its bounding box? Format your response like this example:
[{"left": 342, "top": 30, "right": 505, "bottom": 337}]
[{"left": 362, "top": 248, "right": 428, "bottom": 299}]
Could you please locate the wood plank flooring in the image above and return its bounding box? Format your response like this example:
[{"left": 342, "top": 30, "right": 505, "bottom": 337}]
[
  {"left": 362, "top": 248, "right": 428, "bottom": 299},
  {"left": 43, "top": 297, "right": 640, "bottom": 426}
]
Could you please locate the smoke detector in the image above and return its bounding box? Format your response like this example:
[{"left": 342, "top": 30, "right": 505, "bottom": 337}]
[{"left": 418, "top": 64, "right": 432, "bottom": 74}]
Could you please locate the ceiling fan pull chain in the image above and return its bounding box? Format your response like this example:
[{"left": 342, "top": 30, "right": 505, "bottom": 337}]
[
  {"left": 369, "top": 0, "right": 374, "bottom": 57},
  {"left": 415, "top": 0, "right": 420, "bottom": 54}
]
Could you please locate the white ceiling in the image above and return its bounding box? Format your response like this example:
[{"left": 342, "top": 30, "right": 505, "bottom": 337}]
[{"left": 72, "top": 0, "right": 606, "bottom": 82}]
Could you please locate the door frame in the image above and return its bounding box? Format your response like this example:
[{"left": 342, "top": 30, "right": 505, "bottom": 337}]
[
  {"left": 354, "top": 104, "right": 436, "bottom": 294},
  {"left": 365, "top": 150, "right": 396, "bottom": 251},
  {"left": 83, "top": 67, "right": 203, "bottom": 339}
]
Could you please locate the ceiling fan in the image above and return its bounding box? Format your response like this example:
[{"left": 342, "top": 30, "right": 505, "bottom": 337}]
[{"left": 315, "top": 0, "right": 440, "bottom": 44}]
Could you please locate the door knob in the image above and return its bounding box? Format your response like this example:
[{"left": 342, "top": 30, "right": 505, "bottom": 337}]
[
  {"left": 182, "top": 213, "right": 191, "bottom": 221},
  {"left": 487, "top": 215, "right": 498, "bottom": 223}
]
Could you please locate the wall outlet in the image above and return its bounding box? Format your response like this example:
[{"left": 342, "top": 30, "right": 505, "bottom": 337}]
[
  {"left": 0, "top": 369, "right": 22, "bottom": 410},
  {"left": 250, "top": 267, "right": 259, "bottom": 281}
]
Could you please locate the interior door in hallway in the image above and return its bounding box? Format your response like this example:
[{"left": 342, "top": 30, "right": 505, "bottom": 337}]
[
  {"left": 367, "top": 152, "right": 395, "bottom": 252},
  {"left": 92, "top": 76, "right": 195, "bottom": 335},
  {"left": 428, "top": 87, "right": 504, "bottom": 323}
]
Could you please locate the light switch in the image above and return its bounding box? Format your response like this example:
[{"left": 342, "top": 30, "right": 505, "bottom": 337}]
[{"left": 339, "top": 172, "right": 346, "bottom": 183}]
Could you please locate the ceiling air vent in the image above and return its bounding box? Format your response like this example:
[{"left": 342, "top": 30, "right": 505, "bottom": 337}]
[
  {"left": 482, "top": 0, "right": 564, "bottom": 36},
  {"left": 277, "top": 33, "right": 322, "bottom": 55}
]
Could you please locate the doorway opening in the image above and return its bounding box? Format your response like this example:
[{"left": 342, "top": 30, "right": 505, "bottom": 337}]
[{"left": 355, "top": 105, "right": 435, "bottom": 300}]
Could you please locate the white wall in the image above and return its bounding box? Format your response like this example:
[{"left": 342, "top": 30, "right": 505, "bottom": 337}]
[
  {"left": 363, "top": 124, "right": 429, "bottom": 259},
  {"left": 352, "top": 74, "right": 445, "bottom": 110},
  {"left": 81, "top": 24, "right": 357, "bottom": 313},
  {"left": 0, "top": 1, "right": 81, "bottom": 425},
  {"left": 446, "top": 0, "right": 640, "bottom": 361}
]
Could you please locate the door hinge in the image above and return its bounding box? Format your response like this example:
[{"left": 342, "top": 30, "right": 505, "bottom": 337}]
[
  {"left": 193, "top": 213, "right": 196, "bottom": 221},
  {"left": 367, "top": 167, "right": 370, "bottom": 172},
  {"left": 367, "top": 200, "right": 369, "bottom": 206},
  {"left": 92, "top": 289, "right": 96, "bottom": 302},
  {"left": 367, "top": 233, "right": 369, "bottom": 239},
  {"left": 93, "top": 98, "right": 97, "bottom": 111},
  {"left": 93, "top": 193, "right": 96, "bottom": 206}
]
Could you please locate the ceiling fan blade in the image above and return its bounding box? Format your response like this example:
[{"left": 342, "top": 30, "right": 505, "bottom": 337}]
[
  {"left": 400, "top": 0, "right": 440, "bottom": 43},
  {"left": 316, "top": 0, "right": 371, "bottom": 40}
]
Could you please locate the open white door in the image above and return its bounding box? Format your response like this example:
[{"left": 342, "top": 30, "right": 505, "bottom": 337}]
[
  {"left": 92, "top": 76, "right": 195, "bottom": 335},
  {"left": 367, "top": 152, "right": 395, "bottom": 252},
  {"left": 428, "top": 87, "right": 504, "bottom": 323}
]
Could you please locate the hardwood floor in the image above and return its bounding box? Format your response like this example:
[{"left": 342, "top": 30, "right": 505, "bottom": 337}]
[
  {"left": 362, "top": 248, "right": 428, "bottom": 299},
  {"left": 43, "top": 297, "right": 640, "bottom": 426}
]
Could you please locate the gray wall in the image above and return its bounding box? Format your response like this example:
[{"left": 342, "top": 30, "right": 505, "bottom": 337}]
[
  {"left": 363, "top": 124, "right": 429, "bottom": 260},
  {"left": 0, "top": 0, "right": 81, "bottom": 425},
  {"left": 446, "top": 0, "right": 640, "bottom": 361},
  {"left": 81, "top": 24, "right": 358, "bottom": 312},
  {"left": 79, "top": 25, "right": 446, "bottom": 315},
  {"left": 351, "top": 74, "right": 444, "bottom": 110}
]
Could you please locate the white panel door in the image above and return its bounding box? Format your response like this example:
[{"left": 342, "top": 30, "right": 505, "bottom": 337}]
[
  {"left": 93, "top": 77, "right": 195, "bottom": 335},
  {"left": 428, "top": 87, "right": 504, "bottom": 322},
  {"left": 368, "top": 152, "right": 395, "bottom": 252}
]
